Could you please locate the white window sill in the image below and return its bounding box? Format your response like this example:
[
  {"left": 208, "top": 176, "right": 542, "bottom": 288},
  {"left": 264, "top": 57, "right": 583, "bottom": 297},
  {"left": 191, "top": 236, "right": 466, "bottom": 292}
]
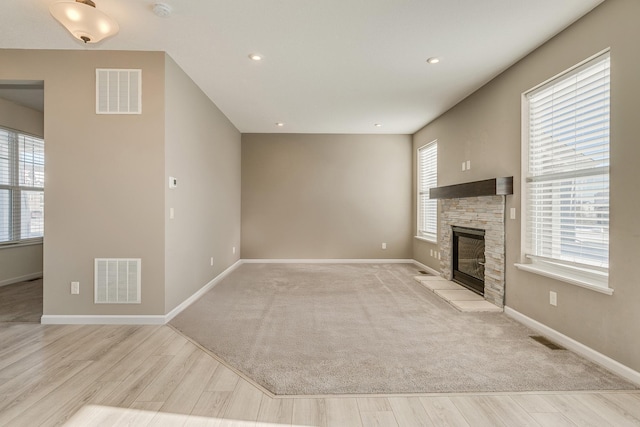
[
  {"left": 414, "top": 235, "right": 437, "bottom": 244},
  {"left": 515, "top": 262, "right": 613, "bottom": 295}
]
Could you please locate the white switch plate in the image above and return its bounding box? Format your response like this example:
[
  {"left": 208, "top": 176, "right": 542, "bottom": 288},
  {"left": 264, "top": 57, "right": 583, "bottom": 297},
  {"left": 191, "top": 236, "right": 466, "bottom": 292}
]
[
  {"left": 438, "top": 252, "right": 441, "bottom": 260},
  {"left": 71, "top": 281, "right": 79, "bottom": 294},
  {"left": 232, "top": 247, "right": 236, "bottom": 254},
  {"left": 169, "top": 176, "right": 177, "bottom": 189},
  {"left": 466, "top": 160, "right": 471, "bottom": 170},
  {"left": 510, "top": 207, "right": 516, "bottom": 220},
  {"left": 210, "top": 257, "right": 214, "bottom": 266},
  {"left": 430, "top": 249, "right": 433, "bottom": 257},
  {"left": 381, "top": 242, "right": 387, "bottom": 250},
  {"left": 169, "top": 207, "right": 174, "bottom": 219},
  {"left": 550, "top": 291, "right": 557, "bottom": 306},
  {"left": 462, "top": 161, "right": 466, "bottom": 171}
]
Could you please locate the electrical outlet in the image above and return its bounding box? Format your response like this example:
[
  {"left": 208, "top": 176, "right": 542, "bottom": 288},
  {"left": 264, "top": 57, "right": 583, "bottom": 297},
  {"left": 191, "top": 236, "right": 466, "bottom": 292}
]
[
  {"left": 381, "top": 242, "right": 387, "bottom": 250},
  {"left": 71, "top": 281, "right": 79, "bottom": 295},
  {"left": 550, "top": 291, "right": 557, "bottom": 306}
]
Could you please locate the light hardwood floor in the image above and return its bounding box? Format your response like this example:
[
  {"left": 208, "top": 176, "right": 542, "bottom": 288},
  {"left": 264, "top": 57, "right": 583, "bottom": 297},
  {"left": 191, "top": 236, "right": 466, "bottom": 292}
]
[
  {"left": 0, "top": 279, "right": 42, "bottom": 323},
  {"left": 0, "top": 323, "right": 638, "bottom": 427}
]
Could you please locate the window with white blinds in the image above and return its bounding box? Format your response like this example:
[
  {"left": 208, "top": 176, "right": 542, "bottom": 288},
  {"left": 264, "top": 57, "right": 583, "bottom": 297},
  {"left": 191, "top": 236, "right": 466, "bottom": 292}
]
[
  {"left": 522, "top": 51, "right": 609, "bottom": 287},
  {"left": 417, "top": 140, "right": 437, "bottom": 241},
  {"left": 0, "top": 127, "right": 44, "bottom": 245}
]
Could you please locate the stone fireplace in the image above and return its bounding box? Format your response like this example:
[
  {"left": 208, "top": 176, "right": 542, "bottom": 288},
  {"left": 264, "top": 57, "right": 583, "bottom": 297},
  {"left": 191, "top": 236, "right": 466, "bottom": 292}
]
[
  {"left": 439, "top": 195, "right": 505, "bottom": 307},
  {"left": 430, "top": 177, "right": 512, "bottom": 308}
]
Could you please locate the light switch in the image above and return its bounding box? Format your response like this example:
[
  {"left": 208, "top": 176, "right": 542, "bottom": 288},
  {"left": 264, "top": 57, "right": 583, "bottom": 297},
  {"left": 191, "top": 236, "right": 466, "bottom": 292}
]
[
  {"left": 169, "top": 207, "right": 175, "bottom": 219},
  {"left": 466, "top": 160, "right": 471, "bottom": 170},
  {"left": 510, "top": 207, "right": 516, "bottom": 220},
  {"left": 462, "top": 161, "right": 466, "bottom": 171}
]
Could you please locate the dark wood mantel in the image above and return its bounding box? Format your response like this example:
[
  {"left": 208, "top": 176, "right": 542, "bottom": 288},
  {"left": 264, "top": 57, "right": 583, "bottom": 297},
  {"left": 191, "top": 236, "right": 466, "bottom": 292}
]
[{"left": 430, "top": 177, "right": 513, "bottom": 199}]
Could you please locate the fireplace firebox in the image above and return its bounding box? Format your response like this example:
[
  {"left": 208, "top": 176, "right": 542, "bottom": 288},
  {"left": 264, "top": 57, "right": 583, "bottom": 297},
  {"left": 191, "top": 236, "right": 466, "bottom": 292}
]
[{"left": 452, "top": 226, "right": 485, "bottom": 295}]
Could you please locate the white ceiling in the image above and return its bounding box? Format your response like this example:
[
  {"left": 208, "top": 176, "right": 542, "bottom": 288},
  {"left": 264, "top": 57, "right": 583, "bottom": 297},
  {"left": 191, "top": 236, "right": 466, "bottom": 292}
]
[{"left": 0, "top": 0, "right": 604, "bottom": 134}]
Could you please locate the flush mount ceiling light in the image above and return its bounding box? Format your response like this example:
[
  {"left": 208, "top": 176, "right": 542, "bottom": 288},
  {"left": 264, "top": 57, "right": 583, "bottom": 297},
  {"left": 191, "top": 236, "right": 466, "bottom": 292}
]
[
  {"left": 49, "top": 0, "right": 119, "bottom": 44},
  {"left": 249, "top": 53, "right": 263, "bottom": 61},
  {"left": 426, "top": 57, "right": 440, "bottom": 64}
]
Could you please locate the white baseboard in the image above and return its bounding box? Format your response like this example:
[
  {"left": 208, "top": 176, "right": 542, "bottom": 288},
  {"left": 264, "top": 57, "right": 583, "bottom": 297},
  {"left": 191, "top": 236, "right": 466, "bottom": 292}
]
[
  {"left": 504, "top": 306, "right": 640, "bottom": 387},
  {"left": 41, "top": 315, "right": 166, "bottom": 325},
  {"left": 411, "top": 260, "right": 440, "bottom": 276},
  {"left": 165, "top": 259, "right": 243, "bottom": 322},
  {"left": 41, "top": 260, "right": 243, "bottom": 326},
  {"left": 0, "top": 272, "right": 43, "bottom": 287},
  {"left": 242, "top": 259, "right": 415, "bottom": 264}
]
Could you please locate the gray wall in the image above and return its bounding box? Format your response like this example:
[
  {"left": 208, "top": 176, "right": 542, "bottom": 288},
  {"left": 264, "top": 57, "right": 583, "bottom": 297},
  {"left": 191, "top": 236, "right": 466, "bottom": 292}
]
[
  {"left": 413, "top": 0, "right": 640, "bottom": 371},
  {"left": 164, "top": 55, "right": 241, "bottom": 313},
  {"left": 242, "top": 134, "right": 412, "bottom": 259},
  {"left": 0, "top": 97, "right": 44, "bottom": 286},
  {"left": 0, "top": 50, "right": 167, "bottom": 316}
]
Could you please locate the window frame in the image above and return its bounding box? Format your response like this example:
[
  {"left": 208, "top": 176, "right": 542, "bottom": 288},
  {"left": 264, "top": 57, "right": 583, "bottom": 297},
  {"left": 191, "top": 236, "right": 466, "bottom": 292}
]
[
  {"left": 416, "top": 140, "right": 438, "bottom": 243},
  {"left": 517, "top": 50, "right": 611, "bottom": 294},
  {"left": 0, "top": 126, "right": 45, "bottom": 247}
]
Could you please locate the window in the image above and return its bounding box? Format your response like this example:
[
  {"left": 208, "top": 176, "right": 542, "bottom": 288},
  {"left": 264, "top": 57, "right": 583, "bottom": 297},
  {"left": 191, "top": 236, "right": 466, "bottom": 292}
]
[
  {"left": 520, "top": 51, "right": 610, "bottom": 291},
  {"left": 417, "top": 140, "right": 437, "bottom": 241},
  {"left": 0, "top": 127, "right": 45, "bottom": 245}
]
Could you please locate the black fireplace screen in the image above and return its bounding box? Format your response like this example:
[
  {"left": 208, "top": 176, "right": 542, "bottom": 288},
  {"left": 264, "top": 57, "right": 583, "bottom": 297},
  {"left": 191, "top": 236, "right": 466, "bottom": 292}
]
[
  {"left": 452, "top": 227, "right": 485, "bottom": 295},
  {"left": 457, "top": 235, "right": 485, "bottom": 280}
]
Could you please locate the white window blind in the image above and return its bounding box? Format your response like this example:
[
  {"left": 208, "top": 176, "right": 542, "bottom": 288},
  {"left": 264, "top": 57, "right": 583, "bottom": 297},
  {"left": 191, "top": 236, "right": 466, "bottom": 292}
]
[
  {"left": 524, "top": 52, "right": 609, "bottom": 274},
  {"left": 418, "top": 140, "right": 437, "bottom": 241},
  {"left": 0, "top": 127, "right": 44, "bottom": 244}
]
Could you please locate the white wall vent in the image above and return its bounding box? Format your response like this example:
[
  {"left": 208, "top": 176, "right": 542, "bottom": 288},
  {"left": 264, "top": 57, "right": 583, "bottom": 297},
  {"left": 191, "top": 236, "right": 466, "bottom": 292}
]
[
  {"left": 96, "top": 69, "right": 142, "bottom": 114},
  {"left": 94, "top": 258, "right": 141, "bottom": 304}
]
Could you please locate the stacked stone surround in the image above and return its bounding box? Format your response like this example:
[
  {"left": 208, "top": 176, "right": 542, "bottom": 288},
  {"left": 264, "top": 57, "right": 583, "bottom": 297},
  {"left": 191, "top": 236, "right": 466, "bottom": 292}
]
[{"left": 439, "top": 195, "right": 506, "bottom": 307}]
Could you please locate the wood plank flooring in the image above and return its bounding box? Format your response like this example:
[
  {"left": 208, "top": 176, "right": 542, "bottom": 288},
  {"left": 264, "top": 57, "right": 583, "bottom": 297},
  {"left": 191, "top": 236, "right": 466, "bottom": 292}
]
[
  {"left": 0, "top": 323, "right": 638, "bottom": 427},
  {"left": 0, "top": 279, "right": 42, "bottom": 323}
]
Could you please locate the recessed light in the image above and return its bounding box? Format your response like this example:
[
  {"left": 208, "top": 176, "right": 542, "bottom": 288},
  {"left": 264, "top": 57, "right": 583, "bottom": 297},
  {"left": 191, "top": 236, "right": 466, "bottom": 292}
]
[
  {"left": 374, "top": 123, "right": 383, "bottom": 127},
  {"left": 249, "top": 53, "right": 263, "bottom": 61},
  {"left": 276, "top": 122, "right": 285, "bottom": 127},
  {"left": 426, "top": 57, "right": 440, "bottom": 64}
]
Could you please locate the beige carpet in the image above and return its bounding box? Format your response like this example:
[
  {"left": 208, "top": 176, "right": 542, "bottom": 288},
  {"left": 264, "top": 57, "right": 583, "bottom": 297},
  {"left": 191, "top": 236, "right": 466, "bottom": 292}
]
[{"left": 171, "top": 263, "right": 636, "bottom": 395}]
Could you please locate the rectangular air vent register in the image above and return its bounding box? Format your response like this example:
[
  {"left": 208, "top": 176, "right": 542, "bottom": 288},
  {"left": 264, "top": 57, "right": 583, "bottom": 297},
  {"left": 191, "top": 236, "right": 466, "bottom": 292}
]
[
  {"left": 94, "top": 258, "right": 141, "bottom": 304},
  {"left": 96, "top": 69, "right": 142, "bottom": 114}
]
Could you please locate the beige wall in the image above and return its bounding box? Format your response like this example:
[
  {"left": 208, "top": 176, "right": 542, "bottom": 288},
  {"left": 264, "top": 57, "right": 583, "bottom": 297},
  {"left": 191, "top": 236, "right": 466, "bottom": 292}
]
[
  {"left": 0, "top": 244, "right": 43, "bottom": 287},
  {"left": 242, "top": 134, "right": 412, "bottom": 259},
  {"left": 0, "top": 50, "right": 167, "bottom": 316},
  {"left": 413, "top": 0, "right": 640, "bottom": 371},
  {"left": 164, "top": 55, "right": 241, "bottom": 313},
  {"left": 0, "top": 97, "right": 43, "bottom": 137},
  {"left": 0, "top": 97, "right": 44, "bottom": 286}
]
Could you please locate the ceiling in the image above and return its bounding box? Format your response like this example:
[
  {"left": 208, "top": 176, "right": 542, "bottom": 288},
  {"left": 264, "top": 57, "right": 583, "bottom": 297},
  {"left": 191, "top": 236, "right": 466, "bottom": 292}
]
[{"left": 0, "top": 0, "right": 604, "bottom": 134}]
